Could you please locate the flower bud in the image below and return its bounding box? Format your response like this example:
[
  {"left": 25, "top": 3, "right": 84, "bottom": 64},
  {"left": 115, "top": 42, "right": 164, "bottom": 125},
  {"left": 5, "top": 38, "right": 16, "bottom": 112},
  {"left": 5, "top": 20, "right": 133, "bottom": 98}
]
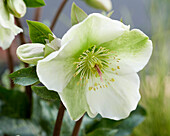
[
  {"left": 17, "top": 43, "right": 45, "bottom": 65},
  {"left": 84, "top": 0, "right": 112, "bottom": 11},
  {"left": 7, "top": 0, "right": 26, "bottom": 18}
]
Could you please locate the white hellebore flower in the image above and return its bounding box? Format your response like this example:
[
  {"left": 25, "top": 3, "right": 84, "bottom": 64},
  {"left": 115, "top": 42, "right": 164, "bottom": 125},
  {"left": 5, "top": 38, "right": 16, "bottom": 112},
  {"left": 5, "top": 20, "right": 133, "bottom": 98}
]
[
  {"left": 0, "top": 0, "right": 23, "bottom": 50},
  {"left": 37, "top": 13, "right": 153, "bottom": 121},
  {"left": 84, "top": 0, "right": 112, "bottom": 11}
]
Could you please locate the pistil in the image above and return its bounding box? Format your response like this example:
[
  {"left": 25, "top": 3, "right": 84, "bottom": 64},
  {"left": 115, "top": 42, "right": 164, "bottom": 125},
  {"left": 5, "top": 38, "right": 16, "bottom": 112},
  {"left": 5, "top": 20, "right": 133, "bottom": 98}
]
[{"left": 94, "top": 64, "right": 103, "bottom": 82}]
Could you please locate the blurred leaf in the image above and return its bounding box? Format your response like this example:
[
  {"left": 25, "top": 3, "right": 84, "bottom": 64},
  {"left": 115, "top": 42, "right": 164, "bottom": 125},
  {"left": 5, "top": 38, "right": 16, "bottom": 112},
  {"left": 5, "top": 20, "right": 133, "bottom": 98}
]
[
  {"left": 24, "top": 0, "right": 45, "bottom": 7},
  {"left": 87, "top": 128, "right": 117, "bottom": 136},
  {"left": 71, "top": 3, "right": 87, "bottom": 26},
  {"left": 9, "top": 66, "right": 39, "bottom": 86},
  {"left": 0, "top": 86, "right": 29, "bottom": 118},
  {"left": 84, "top": 106, "right": 146, "bottom": 136},
  {"left": 31, "top": 94, "right": 59, "bottom": 135},
  {"left": 27, "top": 20, "right": 53, "bottom": 44},
  {"left": 115, "top": 106, "right": 146, "bottom": 136},
  {"left": 0, "top": 117, "right": 43, "bottom": 135},
  {"left": 31, "top": 86, "right": 60, "bottom": 101}
]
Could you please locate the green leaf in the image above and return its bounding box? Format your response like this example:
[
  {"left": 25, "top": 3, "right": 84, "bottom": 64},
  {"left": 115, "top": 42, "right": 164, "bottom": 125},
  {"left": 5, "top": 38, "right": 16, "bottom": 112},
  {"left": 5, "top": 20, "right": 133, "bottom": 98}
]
[
  {"left": 24, "top": 0, "right": 45, "bottom": 7},
  {"left": 0, "top": 117, "right": 44, "bottom": 135},
  {"left": 27, "top": 20, "right": 53, "bottom": 44},
  {"left": 0, "top": 86, "right": 29, "bottom": 118},
  {"left": 71, "top": 2, "right": 88, "bottom": 26},
  {"left": 31, "top": 86, "right": 60, "bottom": 101},
  {"left": 115, "top": 106, "right": 146, "bottom": 136},
  {"left": 9, "top": 66, "right": 39, "bottom": 86},
  {"left": 84, "top": 106, "right": 146, "bottom": 136}
]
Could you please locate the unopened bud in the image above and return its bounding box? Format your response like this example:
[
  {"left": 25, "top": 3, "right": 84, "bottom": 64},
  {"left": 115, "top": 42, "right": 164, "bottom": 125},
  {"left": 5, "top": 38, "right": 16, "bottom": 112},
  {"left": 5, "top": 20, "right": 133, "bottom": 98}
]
[
  {"left": 7, "top": 0, "right": 26, "bottom": 18},
  {"left": 84, "top": 0, "right": 112, "bottom": 11}
]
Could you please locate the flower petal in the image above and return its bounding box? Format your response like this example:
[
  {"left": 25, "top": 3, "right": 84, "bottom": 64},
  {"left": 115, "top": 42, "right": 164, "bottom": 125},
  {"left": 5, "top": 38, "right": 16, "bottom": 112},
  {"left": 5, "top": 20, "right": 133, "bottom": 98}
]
[
  {"left": 0, "top": 1, "right": 22, "bottom": 50},
  {"left": 0, "top": 25, "right": 22, "bottom": 50},
  {"left": 101, "top": 29, "right": 153, "bottom": 73},
  {"left": 60, "top": 13, "right": 129, "bottom": 58},
  {"left": 37, "top": 50, "right": 75, "bottom": 92},
  {"left": 86, "top": 73, "right": 140, "bottom": 120},
  {"left": 59, "top": 76, "right": 96, "bottom": 121},
  {"left": 17, "top": 43, "right": 45, "bottom": 64}
]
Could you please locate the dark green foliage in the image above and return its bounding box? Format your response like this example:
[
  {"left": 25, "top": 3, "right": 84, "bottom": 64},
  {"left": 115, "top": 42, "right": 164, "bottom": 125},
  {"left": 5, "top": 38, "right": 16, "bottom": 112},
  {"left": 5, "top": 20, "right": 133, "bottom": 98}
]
[
  {"left": 0, "top": 86, "right": 29, "bottom": 118},
  {"left": 83, "top": 106, "right": 146, "bottom": 136},
  {"left": 31, "top": 86, "right": 60, "bottom": 101},
  {"left": 9, "top": 66, "right": 39, "bottom": 86}
]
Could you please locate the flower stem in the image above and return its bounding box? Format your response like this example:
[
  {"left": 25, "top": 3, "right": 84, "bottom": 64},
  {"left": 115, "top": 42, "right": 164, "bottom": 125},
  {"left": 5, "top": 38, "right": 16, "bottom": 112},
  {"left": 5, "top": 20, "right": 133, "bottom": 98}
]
[
  {"left": 50, "top": 0, "right": 68, "bottom": 31},
  {"left": 15, "top": 18, "right": 26, "bottom": 44},
  {"left": 15, "top": 18, "right": 33, "bottom": 118},
  {"left": 72, "top": 115, "right": 84, "bottom": 136},
  {"left": 53, "top": 102, "right": 66, "bottom": 136},
  {"left": 6, "top": 47, "right": 14, "bottom": 89},
  {"left": 33, "top": 7, "right": 42, "bottom": 21}
]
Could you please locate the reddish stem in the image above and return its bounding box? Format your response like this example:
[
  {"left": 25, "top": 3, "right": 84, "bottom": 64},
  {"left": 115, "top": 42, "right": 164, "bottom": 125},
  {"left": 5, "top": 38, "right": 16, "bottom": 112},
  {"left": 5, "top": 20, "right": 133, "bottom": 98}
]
[
  {"left": 72, "top": 115, "right": 84, "bottom": 136},
  {"left": 6, "top": 47, "right": 14, "bottom": 89},
  {"left": 15, "top": 18, "right": 26, "bottom": 44},
  {"left": 50, "top": 0, "right": 68, "bottom": 31},
  {"left": 53, "top": 102, "right": 66, "bottom": 136},
  {"left": 33, "top": 7, "right": 42, "bottom": 21}
]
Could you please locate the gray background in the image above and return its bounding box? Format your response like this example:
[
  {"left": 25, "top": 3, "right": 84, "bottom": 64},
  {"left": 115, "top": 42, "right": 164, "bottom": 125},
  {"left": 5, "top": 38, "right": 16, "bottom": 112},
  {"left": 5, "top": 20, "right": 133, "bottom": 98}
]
[{"left": 23, "top": 0, "right": 151, "bottom": 38}]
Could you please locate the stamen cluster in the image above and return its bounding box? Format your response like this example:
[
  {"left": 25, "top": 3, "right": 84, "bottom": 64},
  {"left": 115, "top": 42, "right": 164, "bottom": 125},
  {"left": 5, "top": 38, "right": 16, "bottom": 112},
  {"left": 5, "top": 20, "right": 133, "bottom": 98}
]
[
  {"left": 73, "top": 45, "right": 121, "bottom": 91},
  {"left": 74, "top": 45, "right": 111, "bottom": 84}
]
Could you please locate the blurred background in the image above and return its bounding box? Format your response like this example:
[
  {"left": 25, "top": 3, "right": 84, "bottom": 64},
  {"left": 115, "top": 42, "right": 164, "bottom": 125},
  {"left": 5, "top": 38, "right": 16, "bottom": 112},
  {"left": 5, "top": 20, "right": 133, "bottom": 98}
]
[{"left": 0, "top": 0, "right": 170, "bottom": 135}]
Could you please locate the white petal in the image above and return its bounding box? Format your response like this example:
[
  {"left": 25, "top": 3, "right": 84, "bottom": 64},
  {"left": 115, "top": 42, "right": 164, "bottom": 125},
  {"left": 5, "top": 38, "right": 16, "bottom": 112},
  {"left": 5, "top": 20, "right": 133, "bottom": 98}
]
[
  {"left": 60, "top": 13, "right": 129, "bottom": 58},
  {"left": 37, "top": 50, "right": 74, "bottom": 92},
  {"left": 58, "top": 76, "right": 96, "bottom": 121},
  {"left": 0, "top": 25, "right": 22, "bottom": 50},
  {"left": 0, "top": 1, "right": 22, "bottom": 50},
  {"left": 86, "top": 73, "right": 140, "bottom": 120},
  {"left": 101, "top": 29, "right": 153, "bottom": 73},
  {"left": 117, "top": 30, "right": 153, "bottom": 72}
]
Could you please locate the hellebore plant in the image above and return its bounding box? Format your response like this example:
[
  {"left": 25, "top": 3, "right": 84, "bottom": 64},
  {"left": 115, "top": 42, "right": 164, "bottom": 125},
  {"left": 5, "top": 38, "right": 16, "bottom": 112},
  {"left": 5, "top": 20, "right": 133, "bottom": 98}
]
[
  {"left": 27, "top": 13, "right": 152, "bottom": 121},
  {"left": 0, "top": 0, "right": 26, "bottom": 50}
]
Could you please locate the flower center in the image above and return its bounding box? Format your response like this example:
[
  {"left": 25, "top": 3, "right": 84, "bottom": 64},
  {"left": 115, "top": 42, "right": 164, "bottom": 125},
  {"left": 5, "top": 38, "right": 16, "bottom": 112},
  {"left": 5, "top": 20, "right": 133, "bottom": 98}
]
[{"left": 73, "top": 45, "right": 121, "bottom": 90}]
